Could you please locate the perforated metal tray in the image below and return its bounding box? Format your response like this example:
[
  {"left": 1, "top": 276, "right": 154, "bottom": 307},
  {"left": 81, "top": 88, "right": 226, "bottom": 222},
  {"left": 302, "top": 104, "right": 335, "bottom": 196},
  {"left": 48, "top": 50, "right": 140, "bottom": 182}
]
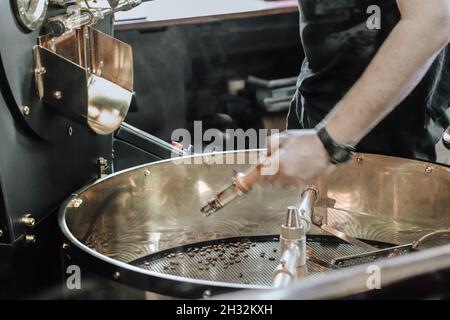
[{"left": 130, "top": 235, "right": 394, "bottom": 288}]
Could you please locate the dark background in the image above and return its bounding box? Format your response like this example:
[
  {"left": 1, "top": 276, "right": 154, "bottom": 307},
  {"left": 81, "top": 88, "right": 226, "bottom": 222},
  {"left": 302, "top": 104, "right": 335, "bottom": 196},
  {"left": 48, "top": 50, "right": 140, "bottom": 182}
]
[{"left": 116, "top": 12, "right": 302, "bottom": 142}]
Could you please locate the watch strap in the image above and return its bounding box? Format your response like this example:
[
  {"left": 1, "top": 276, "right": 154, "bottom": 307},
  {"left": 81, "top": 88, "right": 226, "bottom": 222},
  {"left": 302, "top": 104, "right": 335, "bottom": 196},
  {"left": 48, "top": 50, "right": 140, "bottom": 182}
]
[{"left": 316, "top": 126, "right": 356, "bottom": 164}]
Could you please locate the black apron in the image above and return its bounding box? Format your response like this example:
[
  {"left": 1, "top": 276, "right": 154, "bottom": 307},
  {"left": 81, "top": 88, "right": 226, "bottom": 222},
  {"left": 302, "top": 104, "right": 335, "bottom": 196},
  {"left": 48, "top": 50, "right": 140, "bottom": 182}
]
[{"left": 290, "top": 0, "right": 450, "bottom": 161}]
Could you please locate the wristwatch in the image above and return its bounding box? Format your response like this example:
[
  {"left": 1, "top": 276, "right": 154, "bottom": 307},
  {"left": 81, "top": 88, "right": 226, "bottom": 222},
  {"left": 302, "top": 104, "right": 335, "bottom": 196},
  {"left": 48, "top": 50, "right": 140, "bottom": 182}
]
[{"left": 316, "top": 126, "right": 356, "bottom": 165}]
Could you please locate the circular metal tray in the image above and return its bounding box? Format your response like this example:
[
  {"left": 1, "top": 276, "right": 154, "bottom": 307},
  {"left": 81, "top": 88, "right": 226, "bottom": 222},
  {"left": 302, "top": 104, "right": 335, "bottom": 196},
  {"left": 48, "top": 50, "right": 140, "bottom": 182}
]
[{"left": 58, "top": 151, "right": 450, "bottom": 298}]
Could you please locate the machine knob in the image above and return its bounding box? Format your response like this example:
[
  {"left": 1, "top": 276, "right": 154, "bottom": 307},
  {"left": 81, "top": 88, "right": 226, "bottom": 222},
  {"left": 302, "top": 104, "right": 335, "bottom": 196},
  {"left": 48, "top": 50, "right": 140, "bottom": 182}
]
[{"left": 21, "top": 214, "right": 35, "bottom": 228}]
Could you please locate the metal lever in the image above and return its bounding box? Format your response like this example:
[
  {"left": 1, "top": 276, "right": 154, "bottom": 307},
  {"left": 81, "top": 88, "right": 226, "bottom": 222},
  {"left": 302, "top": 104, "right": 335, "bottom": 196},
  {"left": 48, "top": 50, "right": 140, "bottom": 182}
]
[
  {"left": 311, "top": 210, "right": 378, "bottom": 252},
  {"left": 272, "top": 188, "right": 318, "bottom": 287},
  {"left": 319, "top": 224, "right": 378, "bottom": 252},
  {"left": 201, "top": 164, "right": 261, "bottom": 216}
]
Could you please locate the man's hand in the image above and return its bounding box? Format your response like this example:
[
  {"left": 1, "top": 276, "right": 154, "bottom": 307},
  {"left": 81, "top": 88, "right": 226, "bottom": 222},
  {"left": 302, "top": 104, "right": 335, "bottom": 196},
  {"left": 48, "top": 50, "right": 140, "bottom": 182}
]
[
  {"left": 257, "top": 0, "right": 450, "bottom": 188},
  {"left": 256, "top": 130, "right": 331, "bottom": 188}
]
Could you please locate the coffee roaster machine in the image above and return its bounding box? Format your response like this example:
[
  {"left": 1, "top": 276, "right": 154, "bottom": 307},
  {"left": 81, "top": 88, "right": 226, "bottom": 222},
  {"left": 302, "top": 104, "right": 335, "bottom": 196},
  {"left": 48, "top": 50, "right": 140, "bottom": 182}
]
[
  {"left": 1, "top": 0, "right": 450, "bottom": 300},
  {"left": 0, "top": 0, "right": 185, "bottom": 299}
]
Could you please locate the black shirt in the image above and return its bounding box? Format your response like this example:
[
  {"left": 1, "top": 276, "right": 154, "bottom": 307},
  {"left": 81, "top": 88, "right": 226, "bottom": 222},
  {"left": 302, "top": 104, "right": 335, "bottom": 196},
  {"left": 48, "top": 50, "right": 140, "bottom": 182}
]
[{"left": 292, "top": 0, "right": 450, "bottom": 161}]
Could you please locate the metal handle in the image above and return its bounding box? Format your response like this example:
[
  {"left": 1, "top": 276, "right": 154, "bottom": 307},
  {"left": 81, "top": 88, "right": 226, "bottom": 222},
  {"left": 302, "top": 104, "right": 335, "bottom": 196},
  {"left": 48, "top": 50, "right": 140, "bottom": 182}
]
[
  {"left": 298, "top": 187, "right": 318, "bottom": 231},
  {"left": 201, "top": 163, "right": 262, "bottom": 216},
  {"left": 272, "top": 187, "right": 319, "bottom": 287},
  {"left": 273, "top": 245, "right": 302, "bottom": 288}
]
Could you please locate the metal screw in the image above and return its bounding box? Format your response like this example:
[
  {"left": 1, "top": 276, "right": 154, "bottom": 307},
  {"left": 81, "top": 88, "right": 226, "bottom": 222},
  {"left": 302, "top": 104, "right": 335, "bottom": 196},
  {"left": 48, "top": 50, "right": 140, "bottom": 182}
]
[
  {"left": 68, "top": 126, "right": 73, "bottom": 136},
  {"left": 356, "top": 156, "right": 364, "bottom": 164},
  {"left": 144, "top": 170, "right": 151, "bottom": 176},
  {"left": 0, "top": 229, "right": 3, "bottom": 237},
  {"left": 35, "top": 67, "right": 46, "bottom": 75},
  {"left": 22, "top": 106, "right": 30, "bottom": 116},
  {"left": 68, "top": 197, "right": 83, "bottom": 208},
  {"left": 98, "top": 157, "right": 108, "bottom": 166},
  {"left": 25, "top": 234, "right": 36, "bottom": 243},
  {"left": 21, "top": 214, "right": 35, "bottom": 228},
  {"left": 53, "top": 91, "right": 63, "bottom": 100},
  {"left": 62, "top": 243, "right": 70, "bottom": 250},
  {"left": 202, "top": 290, "right": 212, "bottom": 299},
  {"left": 113, "top": 271, "right": 120, "bottom": 280},
  {"left": 425, "top": 166, "right": 433, "bottom": 174}
]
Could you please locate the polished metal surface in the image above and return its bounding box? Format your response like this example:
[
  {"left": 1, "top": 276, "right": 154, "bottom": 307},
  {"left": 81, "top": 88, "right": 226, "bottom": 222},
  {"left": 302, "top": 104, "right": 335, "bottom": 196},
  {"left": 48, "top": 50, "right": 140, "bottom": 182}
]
[
  {"left": 318, "top": 224, "right": 378, "bottom": 252},
  {"left": 331, "top": 243, "right": 413, "bottom": 268},
  {"left": 60, "top": 151, "right": 450, "bottom": 297},
  {"left": 47, "top": 0, "right": 142, "bottom": 36},
  {"left": 330, "top": 228, "right": 450, "bottom": 268},
  {"left": 130, "top": 236, "right": 367, "bottom": 288},
  {"left": 87, "top": 74, "right": 132, "bottom": 135},
  {"left": 12, "top": 0, "right": 48, "bottom": 31},
  {"left": 35, "top": 27, "right": 134, "bottom": 135},
  {"left": 90, "top": 28, "right": 134, "bottom": 92},
  {"left": 273, "top": 188, "right": 321, "bottom": 287}
]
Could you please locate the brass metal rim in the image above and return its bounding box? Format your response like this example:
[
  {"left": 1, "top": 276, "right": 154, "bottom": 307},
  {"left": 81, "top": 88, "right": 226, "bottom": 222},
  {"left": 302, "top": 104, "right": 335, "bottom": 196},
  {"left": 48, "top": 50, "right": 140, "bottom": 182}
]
[{"left": 12, "top": 0, "right": 48, "bottom": 32}]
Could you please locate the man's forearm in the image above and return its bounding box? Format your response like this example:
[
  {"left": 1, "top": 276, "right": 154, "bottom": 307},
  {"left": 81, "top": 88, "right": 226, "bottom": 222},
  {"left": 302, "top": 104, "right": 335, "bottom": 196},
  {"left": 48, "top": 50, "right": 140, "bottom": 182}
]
[{"left": 323, "top": 18, "right": 450, "bottom": 146}]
